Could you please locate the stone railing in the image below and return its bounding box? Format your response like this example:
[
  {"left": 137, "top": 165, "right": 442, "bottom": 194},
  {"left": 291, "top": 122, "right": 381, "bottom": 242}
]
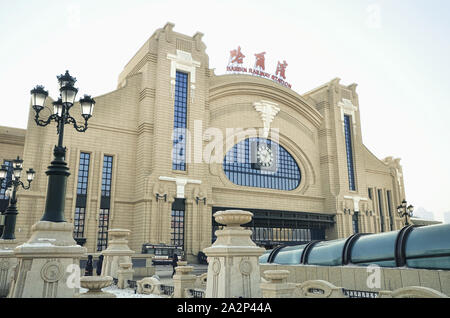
[
  {"left": 260, "top": 263, "right": 450, "bottom": 297},
  {"left": 259, "top": 270, "right": 449, "bottom": 298},
  {"left": 132, "top": 264, "right": 206, "bottom": 298}
]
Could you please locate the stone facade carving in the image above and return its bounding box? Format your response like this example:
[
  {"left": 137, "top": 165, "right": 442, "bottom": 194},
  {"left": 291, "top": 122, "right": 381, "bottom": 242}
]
[
  {"left": 40, "top": 261, "right": 64, "bottom": 283},
  {"left": 137, "top": 276, "right": 163, "bottom": 295}
]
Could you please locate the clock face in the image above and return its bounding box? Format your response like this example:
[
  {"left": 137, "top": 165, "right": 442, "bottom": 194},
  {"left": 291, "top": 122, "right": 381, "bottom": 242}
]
[{"left": 257, "top": 143, "right": 273, "bottom": 167}]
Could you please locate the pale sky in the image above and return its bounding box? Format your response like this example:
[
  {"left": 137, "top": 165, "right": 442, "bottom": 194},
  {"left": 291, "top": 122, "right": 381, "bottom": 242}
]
[{"left": 0, "top": 0, "right": 449, "bottom": 221}]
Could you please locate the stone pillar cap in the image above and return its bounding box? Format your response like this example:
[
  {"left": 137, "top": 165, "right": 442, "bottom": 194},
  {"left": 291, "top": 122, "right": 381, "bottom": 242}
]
[{"left": 264, "top": 270, "right": 290, "bottom": 282}]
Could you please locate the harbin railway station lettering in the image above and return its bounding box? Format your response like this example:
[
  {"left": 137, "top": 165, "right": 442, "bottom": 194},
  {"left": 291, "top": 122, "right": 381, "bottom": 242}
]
[{"left": 226, "top": 46, "right": 292, "bottom": 89}]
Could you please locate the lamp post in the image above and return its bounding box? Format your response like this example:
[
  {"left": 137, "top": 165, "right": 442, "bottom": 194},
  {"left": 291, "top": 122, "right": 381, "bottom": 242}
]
[
  {"left": 0, "top": 157, "right": 35, "bottom": 240},
  {"left": 30, "top": 70, "right": 95, "bottom": 223},
  {"left": 397, "top": 199, "right": 414, "bottom": 226}
]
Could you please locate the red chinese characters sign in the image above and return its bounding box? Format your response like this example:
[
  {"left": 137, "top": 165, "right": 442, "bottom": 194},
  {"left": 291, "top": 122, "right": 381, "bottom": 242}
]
[
  {"left": 226, "top": 46, "right": 292, "bottom": 89},
  {"left": 229, "top": 46, "right": 245, "bottom": 64}
]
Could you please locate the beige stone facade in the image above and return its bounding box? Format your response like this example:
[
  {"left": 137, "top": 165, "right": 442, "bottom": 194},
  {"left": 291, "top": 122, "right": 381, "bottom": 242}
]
[{"left": 0, "top": 23, "right": 406, "bottom": 262}]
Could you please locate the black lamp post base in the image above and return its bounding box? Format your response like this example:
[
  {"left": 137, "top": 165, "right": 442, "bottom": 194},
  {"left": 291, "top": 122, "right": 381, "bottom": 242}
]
[
  {"left": 40, "top": 146, "right": 70, "bottom": 223},
  {"left": 1, "top": 206, "right": 18, "bottom": 240}
]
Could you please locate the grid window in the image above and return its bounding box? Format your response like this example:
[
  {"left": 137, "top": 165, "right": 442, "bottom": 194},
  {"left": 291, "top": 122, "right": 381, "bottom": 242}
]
[
  {"left": 101, "top": 156, "right": 113, "bottom": 197},
  {"left": 97, "top": 155, "right": 113, "bottom": 251},
  {"left": 73, "top": 207, "right": 86, "bottom": 238},
  {"left": 171, "top": 209, "right": 185, "bottom": 247},
  {"left": 97, "top": 208, "right": 110, "bottom": 251},
  {"left": 76, "top": 153, "right": 91, "bottom": 195},
  {"left": 223, "top": 138, "right": 301, "bottom": 191},
  {"left": 344, "top": 115, "right": 356, "bottom": 191},
  {"left": 0, "top": 160, "right": 13, "bottom": 200},
  {"left": 172, "top": 71, "right": 189, "bottom": 171},
  {"left": 73, "top": 153, "right": 91, "bottom": 238}
]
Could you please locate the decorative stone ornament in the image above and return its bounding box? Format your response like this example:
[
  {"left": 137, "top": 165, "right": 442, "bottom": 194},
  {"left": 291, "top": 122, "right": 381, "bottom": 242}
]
[
  {"left": 204, "top": 210, "right": 265, "bottom": 298},
  {"left": 137, "top": 276, "right": 163, "bottom": 295},
  {"left": 40, "top": 261, "right": 64, "bottom": 283},
  {"left": 253, "top": 100, "right": 280, "bottom": 138},
  {"left": 78, "top": 276, "right": 116, "bottom": 298}
]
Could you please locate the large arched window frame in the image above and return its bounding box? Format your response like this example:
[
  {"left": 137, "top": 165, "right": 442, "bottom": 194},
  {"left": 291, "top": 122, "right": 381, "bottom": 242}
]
[{"left": 223, "top": 138, "right": 301, "bottom": 191}]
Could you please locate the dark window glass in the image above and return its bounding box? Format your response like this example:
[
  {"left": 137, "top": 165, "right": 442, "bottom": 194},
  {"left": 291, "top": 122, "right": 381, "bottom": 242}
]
[
  {"left": 368, "top": 188, "right": 373, "bottom": 200},
  {"left": 378, "top": 189, "right": 385, "bottom": 232},
  {"left": 97, "top": 208, "right": 110, "bottom": 251},
  {"left": 223, "top": 138, "right": 301, "bottom": 191},
  {"left": 352, "top": 212, "right": 359, "bottom": 234},
  {"left": 344, "top": 115, "right": 356, "bottom": 191},
  {"left": 172, "top": 71, "right": 188, "bottom": 171},
  {"left": 307, "top": 239, "right": 347, "bottom": 266},
  {"left": 386, "top": 190, "right": 394, "bottom": 231},
  {"left": 97, "top": 155, "right": 113, "bottom": 251}
]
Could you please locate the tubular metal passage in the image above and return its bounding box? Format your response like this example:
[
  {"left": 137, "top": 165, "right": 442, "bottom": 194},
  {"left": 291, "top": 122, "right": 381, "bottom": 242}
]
[{"left": 259, "top": 223, "right": 450, "bottom": 270}]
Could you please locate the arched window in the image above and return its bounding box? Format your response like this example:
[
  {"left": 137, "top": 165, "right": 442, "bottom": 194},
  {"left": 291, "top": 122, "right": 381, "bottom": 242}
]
[{"left": 223, "top": 138, "right": 301, "bottom": 191}]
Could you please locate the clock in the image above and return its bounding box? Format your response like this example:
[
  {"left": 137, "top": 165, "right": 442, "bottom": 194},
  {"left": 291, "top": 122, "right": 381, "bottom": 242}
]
[{"left": 257, "top": 143, "right": 273, "bottom": 167}]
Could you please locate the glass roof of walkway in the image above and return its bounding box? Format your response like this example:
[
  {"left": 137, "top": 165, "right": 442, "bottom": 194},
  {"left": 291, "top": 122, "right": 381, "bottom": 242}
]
[{"left": 260, "top": 223, "right": 450, "bottom": 270}]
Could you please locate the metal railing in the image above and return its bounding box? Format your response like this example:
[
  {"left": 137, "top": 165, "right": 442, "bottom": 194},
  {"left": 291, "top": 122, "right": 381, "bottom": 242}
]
[
  {"left": 342, "top": 288, "right": 379, "bottom": 298},
  {"left": 188, "top": 289, "right": 205, "bottom": 298},
  {"left": 127, "top": 280, "right": 138, "bottom": 294},
  {"left": 161, "top": 284, "right": 174, "bottom": 296}
]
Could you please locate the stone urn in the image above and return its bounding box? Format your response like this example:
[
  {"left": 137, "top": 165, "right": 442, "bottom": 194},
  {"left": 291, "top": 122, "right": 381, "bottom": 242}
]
[
  {"left": 79, "top": 276, "right": 116, "bottom": 298},
  {"left": 214, "top": 210, "right": 253, "bottom": 229}
]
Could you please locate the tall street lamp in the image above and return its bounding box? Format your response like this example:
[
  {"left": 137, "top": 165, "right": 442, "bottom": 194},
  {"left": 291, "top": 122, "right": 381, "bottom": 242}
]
[
  {"left": 30, "top": 70, "right": 95, "bottom": 223},
  {"left": 0, "top": 157, "right": 35, "bottom": 240},
  {"left": 397, "top": 199, "right": 414, "bottom": 226}
]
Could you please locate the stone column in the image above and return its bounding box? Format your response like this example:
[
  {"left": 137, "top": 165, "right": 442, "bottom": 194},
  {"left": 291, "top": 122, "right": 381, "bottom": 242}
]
[
  {"left": 260, "top": 270, "right": 295, "bottom": 298},
  {"left": 0, "top": 248, "right": 17, "bottom": 298},
  {"left": 8, "top": 221, "right": 86, "bottom": 298},
  {"left": 204, "top": 210, "right": 265, "bottom": 298},
  {"left": 117, "top": 262, "right": 134, "bottom": 289},
  {"left": 101, "top": 229, "right": 135, "bottom": 279},
  {"left": 173, "top": 265, "right": 196, "bottom": 298}
]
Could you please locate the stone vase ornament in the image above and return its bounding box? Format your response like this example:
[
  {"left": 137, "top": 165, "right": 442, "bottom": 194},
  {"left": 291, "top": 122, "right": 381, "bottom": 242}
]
[
  {"left": 79, "top": 276, "right": 116, "bottom": 298},
  {"left": 203, "top": 210, "right": 265, "bottom": 298}
]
